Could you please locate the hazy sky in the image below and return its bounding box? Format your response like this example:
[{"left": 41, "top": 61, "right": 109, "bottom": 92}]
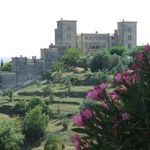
[{"left": 0, "top": 0, "right": 150, "bottom": 58}]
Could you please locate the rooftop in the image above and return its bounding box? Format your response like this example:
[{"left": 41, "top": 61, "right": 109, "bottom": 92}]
[{"left": 57, "top": 18, "right": 77, "bottom": 22}]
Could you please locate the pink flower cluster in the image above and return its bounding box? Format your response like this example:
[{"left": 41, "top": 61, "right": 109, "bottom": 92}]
[
  {"left": 108, "top": 91, "right": 119, "bottom": 102},
  {"left": 72, "top": 108, "right": 94, "bottom": 127},
  {"left": 72, "top": 134, "right": 81, "bottom": 150},
  {"left": 135, "top": 52, "right": 145, "bottom": 64},
  {"left": 132, "top": 45, "right": 150, "bottom": 70},
  {"left": 115, "top": 70, "right": 139, "bottom": 86},
  {"left": 144, "top": 44, "right": 150, "bottom": 53},
  {"left": 86, "top": 82, "right": 109, "bottom": 100},
  {"left": 122, "top": 112, "right": 130, "bottom": 120},
  {"left": 72, "top": 134, "right": 88, "bottom": 150}
]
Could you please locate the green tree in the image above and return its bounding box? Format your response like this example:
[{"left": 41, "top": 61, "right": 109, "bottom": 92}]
[
  {"left": 63, "top": 76, "right": 73, "bottom": 93},
  {"left": 1, "top": 61, "right": 12, "bottom": 71},
  {"left": 27, "top": 97, "right": 52, "bottom": 116},
  {"left": 1, "top": 59, "right": 3, "bottom": 69},
  {"left": 51, "top": 60, "right": 64, "bottom": 72},
  {"left": 44, "top": 134, "right": 64, "bottom": 150},
  {"left": 63, "top": 48, "right": 84, "bottom": 66},
  {"left": 3, "top": 90, "right": 13, "bottom": 101},
  {"left": 14, "top": 100, "right": 27, "bottom": 116},
  {"left": 89, "top": 50, "right": 110, "bottom": 72},
  {"left": 42, "top": 83, "right": 54, "bottom": 101},
  {"left": 0, "top": 119, "right": 24, "bottom": 150},
  {"left": 27, "top": 97, "right": 43, "bottom": 110},
  {"left": 110, "top": 46, "right": 127, "bottom": 56},
  {"left": 45, "top": 70, "right": 53, "bottom": 83},
  {"left": 76, "top": 56, "right": 88, "bottom": 70},
  {"left": 23, "top": 106, "right": 49, "bottom": 141}
]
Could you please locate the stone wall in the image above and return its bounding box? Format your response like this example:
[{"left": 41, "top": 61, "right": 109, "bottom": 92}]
[
  {"left": 0, "top": 71, "right": 16, "bottom": 89},
  {"left": 0, "top": 56, "right": 46, "bottom": 89}
]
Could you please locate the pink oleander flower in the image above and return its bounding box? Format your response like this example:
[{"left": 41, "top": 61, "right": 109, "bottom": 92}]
[
  {"left": 131, "top": 63, "right": 141, "bottom": 71},
  {"left": 122, "top": 112, "right": 130, "bottom": 121},
  {"left": 130, "top": 73, "right": 140, "bottom": 84},
  {"left": 122, "top": 70, "right": 133, "bottom": 85},
  {"left": 86, "top": 87, "right": 103, "bottom": 100},
  {"left": 120, "top": 70, "right": 139, "bottom": 85},
  {"left": 72, "top": 109, "right": 94, "bottom": 127},
  {"left": 72, "top": 134, "right": 81, "bottom": 150},
  {"left": 101, "top": 102, "right": 109, "bottom": 110},
  {"left": 144, "top": 44, "right": 150, "bottom": 53},
  {"left": 72, "top": 114, "right": 84, "bottom": 127},
  {"left": 86, "top": 82, "right": 108, "bottom": 100},
  {"left": 135, "top": 52, "right": 145, "bottom": 64},
  {"left": 100, "top": 82, "right": 110, "bottom": 90},
  {"left": 108, "top": 91, "right": 119, "bottom": 102},
  {"left": 115, "top": 73, "right": 123, "bottom": 83},
  {"left": 81, "top": 108, "right": 94, "bottom": 120},
  {"left": 72, "top": 134, "right": 89, "bottom": 150}
]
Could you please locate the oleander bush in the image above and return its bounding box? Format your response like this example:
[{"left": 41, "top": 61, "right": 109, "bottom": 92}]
[{"left": 72, "top": 45, "right": 150, "bottom": 150}]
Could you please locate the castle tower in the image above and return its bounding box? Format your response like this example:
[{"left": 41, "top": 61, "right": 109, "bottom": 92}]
[
  {"left": 117, "top": 20, "right": 137, "bottom": 49},
  {"left": 55, "top": 18, "right": 77, "bottom": 48}
]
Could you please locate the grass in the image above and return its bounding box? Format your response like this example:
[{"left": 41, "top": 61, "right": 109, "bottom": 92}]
[
  {"left": 49, "top": 103, "right": 80, "bottom": 114},
  {"left": 0, "top": 113, "right": 10, "bottom": 119}
]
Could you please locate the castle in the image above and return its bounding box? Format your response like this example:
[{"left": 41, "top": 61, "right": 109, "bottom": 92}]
[{"left": 0, "top": 19, "right": 137, "bottom": 92}]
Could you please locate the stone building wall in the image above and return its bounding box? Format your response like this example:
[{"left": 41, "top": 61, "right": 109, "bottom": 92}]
[
  {"left": 117, "top": 20, "right": 137, "bottom": 49},
  {"left": 77, "top": 33, "right": 110, "bottom": 53},
  {"left": 55, "top": 19, "right": 77, "bottom": 48}
]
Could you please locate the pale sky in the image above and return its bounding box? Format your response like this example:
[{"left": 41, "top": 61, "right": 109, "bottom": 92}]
[{"left": 0, "top": 0, "right": 150, "bottom": 58}]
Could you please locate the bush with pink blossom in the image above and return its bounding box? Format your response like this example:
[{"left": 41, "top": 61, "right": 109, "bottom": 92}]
[{"left": 72, "top": 45, "right": 150, "bottom": 149}]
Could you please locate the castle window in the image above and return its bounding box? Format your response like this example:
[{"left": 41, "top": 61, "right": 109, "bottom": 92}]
[
  {"left": 85, "top": 36, "right": 88, "bottom": 40},
  {"left": 128, "top": 43, "right": 131, "bottom": 49},
  {"left": 128, "top": 35, "right": 131, "bottom": 41},
  {"left": 85, "top": 43, "right": 88, "bottom": 48},
  {"left": 94, "top": 36, "right": 97, "bottom": 40},
  {"left": 67, "top": 26, "right": 71, "bottom": 31},
  {"left": 98, "top": 36, "right": 101, "bottom": 40},
  {"left": 128, "top": 27, "right": 132, "bottom": 32},
  {"left": 67, "top": 34, "right": 71, "bottom": 40}
]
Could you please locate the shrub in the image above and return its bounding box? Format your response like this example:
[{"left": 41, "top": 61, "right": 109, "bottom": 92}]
[
  {"left": 72, "top": 45, "right": 150, "bottom": 149},
  {"left": 0, "top": 119, "right": 24, "bottom": 150},
  {"left": 44, "top": 134, "right": 64, "bottom": 150},
  {"left": 3, "top": 90, "right": 13, "bottom": 101},
  {"left": 42, "top": 84, "right": 54, "bottom": 99},
  {"left": 89, "top": 50, "right": 110, "bottom": 72},
  {"left": 27, "top": 97, "right": 43, "bottom": 110},
  {"left": 63, "top": 48, "right": 84, "bottom": 67},
  {"left": 110, "top": 46, "right": 127, "bottom": 56},
  {"left": 27, "top": 97, "right": 53, "bottom": 117},
  {"left": 61, "top": 118, "right": 70, "bottom": 130},
  {"left": 1, "top": 61, "right": 12, "bottom": 71},
  {"left": 23, "top": 106, "right": 49, "bottom": 141},
  {"left": 51, "top": 60, "right": 65, "bottom": 72},
  {"left": 90, "top": 71, "right": 111, "bottom": 85},
  {"left": 45, "top": 70, "right": 53, "bottom": 83},
  {"left": 76, "top": 56, "right": 88, "bottom": 70},
  {"left": 14, "top": 100, "right": 27, "bottom": 116}
]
